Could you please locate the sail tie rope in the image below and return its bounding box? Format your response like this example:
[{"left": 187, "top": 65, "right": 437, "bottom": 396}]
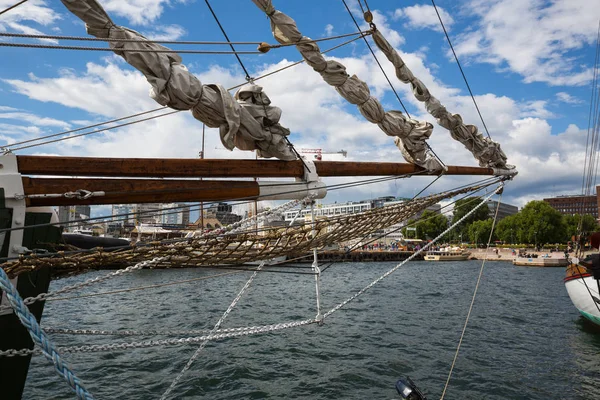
[{"left": 0, "top": 266, "right": 94, "bottom": 399}]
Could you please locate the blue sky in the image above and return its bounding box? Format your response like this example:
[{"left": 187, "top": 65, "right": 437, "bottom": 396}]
[{"left": 1, "top": 0, "right": 599, "bottom": 216}]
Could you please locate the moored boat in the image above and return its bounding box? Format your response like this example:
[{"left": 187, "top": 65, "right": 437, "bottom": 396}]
[
  {"left": 424, "top": 248, "right": 470, "bottom": 261},
  {"left": 512, "top": 256, "right": 569, "bottom": 267},
  {"left": 564, "top": 262, "right": 600, "bottom": 325}
]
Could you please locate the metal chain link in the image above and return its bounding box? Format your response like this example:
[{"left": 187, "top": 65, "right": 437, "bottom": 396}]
[
  {"left": 43, "top": 324, "right": 270, "bottom": 337},
  {"left": 0, "top": 318, "right": 318, "bottom": 357}
]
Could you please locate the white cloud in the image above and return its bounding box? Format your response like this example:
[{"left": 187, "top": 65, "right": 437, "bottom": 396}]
[
  {"left": 0, "top": 0, "right": 60, "bottom": 42},
  {"left": 99, "top": 0, "right": 188, "bottom": 26},
  {"left": 519, "top": 100, "right": 555, "bottom": 119},
  {"left": 393, "top": 4, "right": 454, "bottom": 32},
  {"left": 454, "top": 0, "right": 600, "bottom": 86},
  {"left": 142, "top": 24, "right": 186, "bottom": 41},
  {"left": 5, "top": 61, "right": 157, "bottom": 117},
  {"left": 0, "top": 110, "right": 70, "bottom": 128},
  {"left": 324, "top": 24, "right": 334, "bottom": 37},
  {"left": 556, "top": 92, "right": 583, "bottom": 104}
]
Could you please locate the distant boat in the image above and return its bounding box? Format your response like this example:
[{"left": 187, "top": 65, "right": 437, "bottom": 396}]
[
  {"left": 71, "top": 228, "right": 93, "bottom": 235},
  {"left": 564, "top": 261, "right": 600, "bottom": 326},
  {"left": 513, "top": 256, "right": 568, "bottom": 267},
  {"left": 424, "top": 248, "right": 470, "bottom": 261}
]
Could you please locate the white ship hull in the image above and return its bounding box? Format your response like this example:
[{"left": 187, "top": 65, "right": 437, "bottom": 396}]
[
  {"left": 564, "top": 264, "right": 600, "bottom": 326},
  {"left": 424, "top": 251, "right": 470, "bottom": 261}
]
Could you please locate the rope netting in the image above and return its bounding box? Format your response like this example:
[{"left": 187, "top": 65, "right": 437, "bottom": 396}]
[{"left": 2, "top": 183, "right": 491, "bottom": 279}]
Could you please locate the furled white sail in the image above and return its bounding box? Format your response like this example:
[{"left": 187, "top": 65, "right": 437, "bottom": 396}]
[
  {"left": 251, "top": 0, "right": 442, "bottom": 171},
  {"left": 252, "top": 0, "right": 442, "bottom": 170},
  {"left": 60, "top": 0, "right": 295, "bottom": 160},
  {"left": 252, "top": 0, "right": 514, "bottom": 171},
  {"left": 370, "top": 30, "right": 511, "bottom": 169}
]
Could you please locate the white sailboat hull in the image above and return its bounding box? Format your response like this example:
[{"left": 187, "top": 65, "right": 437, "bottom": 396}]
[{"left": 565, "top": 271, "right": 600, "bottom": 326}]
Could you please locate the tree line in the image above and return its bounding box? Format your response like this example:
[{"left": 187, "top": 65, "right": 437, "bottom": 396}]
[{"left": 401, "top": 197, "right": 600, "bottom": 246}]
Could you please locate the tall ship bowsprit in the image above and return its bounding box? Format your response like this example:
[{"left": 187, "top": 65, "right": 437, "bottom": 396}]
[{"left": 0, "top": 1, "right": 522, "bottom": 399}]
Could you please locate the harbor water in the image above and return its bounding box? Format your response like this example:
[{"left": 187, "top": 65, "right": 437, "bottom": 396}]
[{"left": 23, "top": 260, "right": 600, "bottom": 399}]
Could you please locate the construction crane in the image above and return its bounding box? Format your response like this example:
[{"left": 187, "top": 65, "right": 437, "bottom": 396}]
[{"left": 298, "top": 148, "right": 347, "bottom": 161}]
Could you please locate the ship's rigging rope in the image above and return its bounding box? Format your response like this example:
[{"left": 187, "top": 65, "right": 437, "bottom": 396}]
[
  {"left": 0, "top": 30, "right": 369, "bottom": 48},
  {"left": 0, "top": 0, "right": 27, "bottom": 16},
  {"left": 439, "top": 188, "right": 503, "bottom": 399},
  {"left": 0, "top": 42, "right": 264, "bottom": 54},
  {"left": 2, "top": 33, "right": 370, "bottom": 153},
  {"left": 570, "top": 22, "right": 600, "bottom": 314},
  {"left": 430, "top": 0, "right": 492, "bottom": 139}
]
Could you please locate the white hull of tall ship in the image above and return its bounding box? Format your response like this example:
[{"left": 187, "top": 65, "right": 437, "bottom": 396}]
[
  {"left": 424, "top": 250, "right": 470, "bottom": 261},
  {"left": 564, "top": 264, "right": 600, "bottom": 326}
]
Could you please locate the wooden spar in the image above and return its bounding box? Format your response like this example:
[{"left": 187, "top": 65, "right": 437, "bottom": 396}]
[
  {"left": 22, "top": 178, "right": 260, "bottom": 206},
  {"left": 16, "top": 155, "right": 496, "bottom": 178}
]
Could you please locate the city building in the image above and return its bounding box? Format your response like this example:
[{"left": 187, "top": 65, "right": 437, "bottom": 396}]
[
  {"left": 111, "top": 204, "right": 136, "bottom": 225},
  {"left": 135, "top": 203, "right": 163, "bottom": 224},
  {"left": 284, "top": 199, "right": 373, "bottom": 221},
  {"left": 57, "top": 205, "right": 91, "bottom": 232},
  {"left": 112, "top": 203, "right": 191, "bottom": 227},
  {"left": 543, "top": 194, "right": 598, "bottom": 219},
  {"left": 194, "top": 202, "right": 242, "bottom": 227},
  {"left": 486, "top": 200, "right": 518, "bottom": 220},
  {"left": 284, "top": 197, "right": 442, "bottom": 243},
  {"left": 160, "top": 203, "right": 191, "bottom": 226}
]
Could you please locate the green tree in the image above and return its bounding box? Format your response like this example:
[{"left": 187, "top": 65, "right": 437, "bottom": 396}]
[
  {"left": 518, "top": 200, "right": 564, "bottom": 245},
  {"left": 416, "top": 210, "right": 448, "bottom": 240},
  {"left": 495, "top": 214, "right": 520, "bottom": 244},
  {"left": 451, "top": 197, "right": 490, "bottom": 238},
  {"left": 467, "top": 219, "right": 495, "bottom": 244},
  {"left": 563, "top": 214, "right": 599, "bottom": 242},
  {"left": 402, "top": 210, "right": 448, "bottom": 240}
]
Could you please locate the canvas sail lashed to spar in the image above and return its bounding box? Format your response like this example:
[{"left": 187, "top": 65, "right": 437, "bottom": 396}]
[
  {"left": 251, "top": 0, "right": 442, "bottom": 171},
  {"left": 370, "top": 30, "right": 511, "bottom": 169},
  {"left": 59, "top": 0, "right": 295, "bottom": 161},
  {"left": 251, "top": 0, "right": 513, "bottom": 171}
]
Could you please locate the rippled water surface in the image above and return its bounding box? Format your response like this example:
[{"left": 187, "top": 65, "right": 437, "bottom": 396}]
[{"left": 22, "top": 261, "right": 600, "bottom": 399}]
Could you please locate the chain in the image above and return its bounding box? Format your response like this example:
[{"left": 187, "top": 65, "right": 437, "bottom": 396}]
[
  {"left": 43, "top": 324, "right": 272, "bottom": 337},
  {"left": 0, "top": 318, "right": 318, "bottom": 357},
  {"left": 0, "top": 348, "right": 35, "bottom": 357}
]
